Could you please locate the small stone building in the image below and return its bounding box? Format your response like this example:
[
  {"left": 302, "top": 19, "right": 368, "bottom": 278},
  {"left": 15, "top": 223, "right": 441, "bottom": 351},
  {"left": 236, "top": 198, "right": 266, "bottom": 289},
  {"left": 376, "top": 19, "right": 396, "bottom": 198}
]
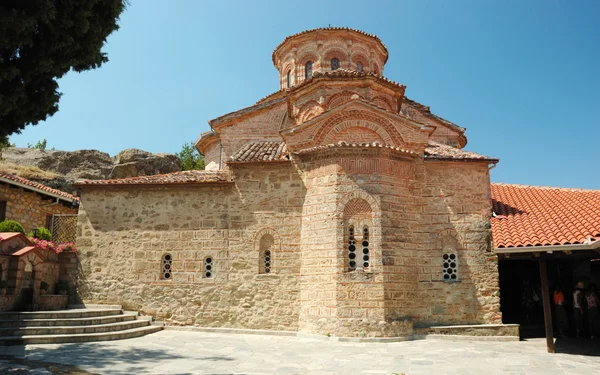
[
  {"left": 0, "top": 232, "right": 73, "bottom": 311},
  {"left": 0, "top": 172, "right": 78, "bottom": 235},
  {"left": 74, "top": 28, "right": 504, "bottom": 337}
]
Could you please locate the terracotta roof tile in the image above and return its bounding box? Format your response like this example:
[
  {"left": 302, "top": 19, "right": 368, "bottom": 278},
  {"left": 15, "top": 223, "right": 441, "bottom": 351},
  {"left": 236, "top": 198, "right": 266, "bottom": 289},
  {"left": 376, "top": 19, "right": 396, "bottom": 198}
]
[
  {"left": 229, "top": 141, "right": 289, "bottom": 163},
  {"left": 74, "top": 170, "right": 231, "bottom": 186},
  {"left": 424, "top": 141, "right": 497, "bottom": 162},
  {"left": 491, "top": 183, "right": 600, "bottom": 249},
  {"left": 294, "top": 141, "right": 418, "bottom": 156},
  {"left": 0, "top": 172, "right": 76, "bottom": 202}
]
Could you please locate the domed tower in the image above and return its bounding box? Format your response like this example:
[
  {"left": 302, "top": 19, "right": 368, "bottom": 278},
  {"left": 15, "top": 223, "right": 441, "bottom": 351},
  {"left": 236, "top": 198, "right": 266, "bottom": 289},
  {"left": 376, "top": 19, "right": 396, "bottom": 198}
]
[{"left": 272, "top": 28, "right": 389, "bottom": 90}]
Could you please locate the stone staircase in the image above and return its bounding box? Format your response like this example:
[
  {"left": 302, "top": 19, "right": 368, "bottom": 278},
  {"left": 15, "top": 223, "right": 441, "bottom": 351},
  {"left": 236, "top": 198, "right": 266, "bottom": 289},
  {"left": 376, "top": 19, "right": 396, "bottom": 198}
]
[{"left": 0, "top": 304, "right": 162, "bottom": 345}]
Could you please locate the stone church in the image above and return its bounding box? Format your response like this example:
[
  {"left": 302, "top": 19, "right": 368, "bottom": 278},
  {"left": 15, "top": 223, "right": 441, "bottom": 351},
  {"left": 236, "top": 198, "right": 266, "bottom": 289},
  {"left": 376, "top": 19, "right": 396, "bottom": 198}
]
[{"left": 74, "top": 28, "right": 504, "bottom": 338}]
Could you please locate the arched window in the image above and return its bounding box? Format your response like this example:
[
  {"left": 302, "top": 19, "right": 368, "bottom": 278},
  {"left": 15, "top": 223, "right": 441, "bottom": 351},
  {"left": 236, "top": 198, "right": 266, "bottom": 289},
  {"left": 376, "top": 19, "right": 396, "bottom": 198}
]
[
  {"left": 305, "top": 61, "right": 313, "bottom": 80},
  {"left": 362, "top": 226, "right": 370, "bottom": 268},
  {"left": 357, "top": 62, "right": 363, "bottom": 73},
  {"left": 259, "top": 234, "right": 274, "bottom": 274},
  {"left": 331, "top": 57, "right": 340, "bottom": 71},
  {"left": 161, "top": 254, "right": 172, "bottom": 280},
  {"left": 203, "top": 257, "right": 213, "bottom": 278},
  {"left": 286, "top": 70, "right": 292, "bottom": 88}
]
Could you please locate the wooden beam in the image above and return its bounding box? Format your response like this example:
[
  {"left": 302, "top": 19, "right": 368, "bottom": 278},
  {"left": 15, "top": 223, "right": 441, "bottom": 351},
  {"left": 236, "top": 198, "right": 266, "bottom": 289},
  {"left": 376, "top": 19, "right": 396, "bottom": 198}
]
[{"left": 538, "top": 254, "right": 555, "bottom": 353}]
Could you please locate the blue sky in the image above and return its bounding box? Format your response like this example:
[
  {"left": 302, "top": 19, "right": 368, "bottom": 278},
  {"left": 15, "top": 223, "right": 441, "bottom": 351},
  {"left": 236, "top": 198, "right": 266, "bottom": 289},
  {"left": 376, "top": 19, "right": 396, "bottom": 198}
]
[{"left": 9, "top": 1, "right": 600, "bottom": 189}]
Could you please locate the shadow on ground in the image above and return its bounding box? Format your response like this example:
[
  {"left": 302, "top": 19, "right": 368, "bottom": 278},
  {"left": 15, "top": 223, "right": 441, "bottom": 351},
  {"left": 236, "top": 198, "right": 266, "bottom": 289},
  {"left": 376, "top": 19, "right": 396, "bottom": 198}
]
[
  {"left": 554, "top": 337, "right": 600, "bottom": 356},
  {"left": 0, "top": 344, "right": 239, "bottom": 375}
]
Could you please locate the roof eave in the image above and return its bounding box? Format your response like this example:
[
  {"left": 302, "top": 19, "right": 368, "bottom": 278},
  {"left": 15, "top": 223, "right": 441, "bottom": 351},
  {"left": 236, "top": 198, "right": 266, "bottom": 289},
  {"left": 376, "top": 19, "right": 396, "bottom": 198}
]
[
  {"left": 0, "top": 176, "right": 75, "bottom": 203},
  {"left": 494, "top": 239, "right": 600, "bottom": 254}
]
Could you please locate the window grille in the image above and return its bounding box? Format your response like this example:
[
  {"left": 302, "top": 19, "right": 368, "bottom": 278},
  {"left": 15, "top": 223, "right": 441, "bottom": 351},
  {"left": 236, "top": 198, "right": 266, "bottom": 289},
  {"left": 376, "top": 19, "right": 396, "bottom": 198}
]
[
  {"left": 362, "top": 226, "right": 370, "bottom": 268},
  {"left": 263, "top": 250, "right": 271, "bottom": 273},
  {"left": 161, "top": 254, "right": 172, "bottom": 280},
  {"left": 442, "top": 253, "right": 458, "bottom": 281},
  {"left": 348, "top": 226, "right": 357, "bottom": 270},
  {"left": 204, "top": 257, "right": 213, "bottom": 278}
]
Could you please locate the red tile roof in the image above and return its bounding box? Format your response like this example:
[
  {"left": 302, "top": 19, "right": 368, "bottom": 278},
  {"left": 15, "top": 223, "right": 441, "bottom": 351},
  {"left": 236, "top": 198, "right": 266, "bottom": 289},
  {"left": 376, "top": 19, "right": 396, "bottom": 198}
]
[
  {"left": 74, "top": 170, "right": 231, "bottom": 187},
  {"left": 424, "top": 141, "right": 497, "bottom": 162},
  {"left": 229, "top": 140, "right": 493, "bottom": 161},
  {"left": 229, "top": 142, "right": 289, "bottom": 163},
  {"left": 0, "top": 172, "right": 76, "bottom": 202},
  {"left": 491, "top": 183, "right": 600, "bottom": 249},
  {"left": 294, "top": 141, "right": 419, "bottom": 156}
]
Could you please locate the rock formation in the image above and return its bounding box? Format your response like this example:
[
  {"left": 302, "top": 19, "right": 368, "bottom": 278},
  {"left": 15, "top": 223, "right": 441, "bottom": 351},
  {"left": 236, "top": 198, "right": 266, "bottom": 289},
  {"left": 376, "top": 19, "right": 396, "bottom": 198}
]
[{"left": 0, "top": 147, "right": 181, "bottom": 193}]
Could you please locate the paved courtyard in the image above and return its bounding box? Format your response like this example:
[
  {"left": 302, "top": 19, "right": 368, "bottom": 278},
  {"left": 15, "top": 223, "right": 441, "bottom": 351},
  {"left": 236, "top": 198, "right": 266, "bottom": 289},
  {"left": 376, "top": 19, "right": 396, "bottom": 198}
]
[{"left": 0, "top": 330, "right": 599, "bottom": 375}]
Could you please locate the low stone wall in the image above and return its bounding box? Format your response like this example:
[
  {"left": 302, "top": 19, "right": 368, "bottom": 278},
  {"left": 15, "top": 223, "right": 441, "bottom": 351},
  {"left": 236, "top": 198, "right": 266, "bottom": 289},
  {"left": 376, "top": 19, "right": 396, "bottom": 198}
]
[
  {"left": 0, "top": 295, "right": 16, "bottom": 311},
  {"left": 39, "top": 294, "right": 68, "bottom": 310},
  {"left": 415, "top": 323, "right": 519, "bottom": 338}
]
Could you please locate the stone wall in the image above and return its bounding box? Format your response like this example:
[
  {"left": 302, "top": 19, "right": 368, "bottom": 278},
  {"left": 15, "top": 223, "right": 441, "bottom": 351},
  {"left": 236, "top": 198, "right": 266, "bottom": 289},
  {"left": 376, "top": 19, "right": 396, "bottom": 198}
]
[
  {"left": 76, "top": 155, "right": 501, "bottom": 336},
  {"left": 77, "top": 163, "right": 304, "bottom": 329},
  {"left": 0, "top": 184, "right": 77, "bottom": 233}
]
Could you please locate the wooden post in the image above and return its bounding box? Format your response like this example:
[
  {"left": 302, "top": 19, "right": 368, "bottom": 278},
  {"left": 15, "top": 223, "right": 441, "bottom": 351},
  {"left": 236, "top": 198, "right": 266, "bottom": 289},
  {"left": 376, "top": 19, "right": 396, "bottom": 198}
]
[{"left": 538, "top": 254, "right": 555, "bottom": 353}]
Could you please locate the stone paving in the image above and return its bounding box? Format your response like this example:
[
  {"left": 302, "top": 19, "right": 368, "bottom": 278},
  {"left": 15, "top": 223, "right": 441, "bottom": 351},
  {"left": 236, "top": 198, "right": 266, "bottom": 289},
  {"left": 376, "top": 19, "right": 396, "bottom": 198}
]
[{"left": 0, "top": 330, "right": 599, "bottom": 374}]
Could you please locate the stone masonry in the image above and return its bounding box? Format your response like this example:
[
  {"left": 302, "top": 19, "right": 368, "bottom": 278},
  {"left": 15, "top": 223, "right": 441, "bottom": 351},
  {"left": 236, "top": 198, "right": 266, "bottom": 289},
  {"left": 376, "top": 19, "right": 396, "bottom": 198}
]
[{"left": 74, "top": 28, "right": 503, "bottom": 338}]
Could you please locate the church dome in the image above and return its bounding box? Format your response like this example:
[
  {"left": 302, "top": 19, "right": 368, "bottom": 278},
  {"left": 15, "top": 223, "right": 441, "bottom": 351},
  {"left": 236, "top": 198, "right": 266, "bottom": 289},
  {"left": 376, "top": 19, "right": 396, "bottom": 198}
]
[{"left": 272, "top": 27, "right": 389, "bottom": 90}]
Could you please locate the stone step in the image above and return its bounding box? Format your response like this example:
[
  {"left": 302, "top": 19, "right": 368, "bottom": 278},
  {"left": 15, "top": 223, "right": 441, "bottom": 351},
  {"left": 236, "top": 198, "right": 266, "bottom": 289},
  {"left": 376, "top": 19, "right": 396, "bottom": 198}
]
[
  {"left": 0, "top": 313, "right": 138, "bottom": 328},
  {"left": 0, "top": 319, "right": 150, "bottom": 336},
  {"left": 0, "top": 308, "right": 123, "bottom": 321},
  {"left": 67, "top": 304, "right": 123, "bottom": 310},
  {"left": 0, "top": 325, "right": 163, "bottom": 345}
]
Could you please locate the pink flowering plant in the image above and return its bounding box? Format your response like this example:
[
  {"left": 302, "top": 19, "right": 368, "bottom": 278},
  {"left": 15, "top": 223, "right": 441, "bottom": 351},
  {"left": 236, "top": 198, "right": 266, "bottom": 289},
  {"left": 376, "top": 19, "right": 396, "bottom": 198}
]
[{"left": 29, "top": 238, "right": 76, "bottom": 254}]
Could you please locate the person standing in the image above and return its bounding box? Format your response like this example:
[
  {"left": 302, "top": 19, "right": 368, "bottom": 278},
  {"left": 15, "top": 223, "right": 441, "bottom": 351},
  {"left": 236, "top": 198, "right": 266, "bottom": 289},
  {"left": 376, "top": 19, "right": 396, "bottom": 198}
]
[
  {"left": 573, "top": 281, "right": 585, "bottom": 338},
  {"left": 585, "top": 284, "right": 599, "bottom": 339},
  {"left": 553, "top": 286, "right": 568, "bottom": 337}
]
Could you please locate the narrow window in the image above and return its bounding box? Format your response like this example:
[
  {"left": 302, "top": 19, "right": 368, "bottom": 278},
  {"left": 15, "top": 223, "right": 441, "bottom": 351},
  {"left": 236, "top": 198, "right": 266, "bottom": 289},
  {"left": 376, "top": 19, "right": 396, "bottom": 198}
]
[
  {"left": 357, "top": 62, "right": 363, "bottom": 73},
  {"left": 286, "top": 70, "right": 291, "bottom": 88},
  {"left": 161, "top": 254, "right": 172, "bottom": 280},
  {"left": 443, "top": 253, "right": 458, "bottom": 281},
  {"left": 263, "top": 250, "right": 271, "bottom": 273},
  {"left": 331, "top": 57, "right": 340, "bottom": 71},
  {"left": 0, "top": 201, "right": 6, "bottom": 222},
  {"left": 305, "top": 61, "right": 313, "bottom": 79},
  {"left": 362, "top": 226, "right": 370, "bottom": 268},
  {"left": 348, "top": 226, "right": 357, "bottom": 270},
  {"left": 203, "top": 257, "right": 213, "bottom": 278},
  {"left": 259, "top": 234, "right": 275, "bottom": 274}
]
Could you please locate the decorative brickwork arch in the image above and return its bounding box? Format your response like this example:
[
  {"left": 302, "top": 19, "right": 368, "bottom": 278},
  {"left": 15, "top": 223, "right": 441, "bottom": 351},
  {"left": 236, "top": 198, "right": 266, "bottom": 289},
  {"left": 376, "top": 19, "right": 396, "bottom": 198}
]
[
  {"left": 337, "top": 190, "right": 381, "bottom": 218},
  {"left": 350, "top": 51, "right": 369, "bottom": 71},
  {"left": 331, "top": 126, "right": 384, "bottom": 144},
  {"left": 372, "top": 96, "right": 394, "bottom": 112},
  {"left": 323, "top": 47, "right": 348, "bottom": 69},
  {"left": 326, "top": 91, "right": 361, "bottom": 111},
  {"left": 297, "top": 100, "right": 324, "bottom": 124},
  {"left": 321, "top": 118, "right": 394, "bottom": 146},
  {"left": 314, "top": 108, "right": 406, "bottom": 148}
]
